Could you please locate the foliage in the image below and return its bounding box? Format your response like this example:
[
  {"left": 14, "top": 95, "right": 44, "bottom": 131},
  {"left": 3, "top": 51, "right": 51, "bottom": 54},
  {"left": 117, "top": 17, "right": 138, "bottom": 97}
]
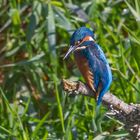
[{"left": 0, "top": 0, "right": 140, "bottom": 139}]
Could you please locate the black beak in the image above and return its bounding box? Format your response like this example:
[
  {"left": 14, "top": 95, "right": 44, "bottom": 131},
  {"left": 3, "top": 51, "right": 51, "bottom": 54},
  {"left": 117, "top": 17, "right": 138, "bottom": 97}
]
[{"left": 63, "top": 45, "right": 76, "bottom": 59}]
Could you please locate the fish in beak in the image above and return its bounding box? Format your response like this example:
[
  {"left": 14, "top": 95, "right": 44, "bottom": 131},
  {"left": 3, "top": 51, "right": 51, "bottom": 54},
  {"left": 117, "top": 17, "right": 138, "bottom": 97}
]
[{"left": 63, "top": 45, "right": 77, "bottom": 59}]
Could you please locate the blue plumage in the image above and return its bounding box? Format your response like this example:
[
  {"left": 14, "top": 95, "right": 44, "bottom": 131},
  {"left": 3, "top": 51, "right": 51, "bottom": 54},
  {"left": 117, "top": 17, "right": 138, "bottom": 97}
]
[
  {"left": 64, "top": 27, "right": 112, "bottom": 105},
  {"left": 86, "top": 43, "right": 112, "bottom": 105},
  {"left": 70, "top": 27, "right": 94, "bottom": 46}
]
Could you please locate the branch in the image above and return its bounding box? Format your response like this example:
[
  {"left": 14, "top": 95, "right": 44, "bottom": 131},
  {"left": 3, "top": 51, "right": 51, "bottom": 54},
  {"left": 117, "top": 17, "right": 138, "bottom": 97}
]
[{"left": 62, "top": 79, "right": 140, "bottom": 139}]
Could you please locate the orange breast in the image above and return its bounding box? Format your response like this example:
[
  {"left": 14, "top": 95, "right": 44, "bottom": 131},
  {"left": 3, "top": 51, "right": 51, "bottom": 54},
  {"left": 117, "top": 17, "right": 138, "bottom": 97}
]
[{"left": 74, "top": 53, "right": 95, "bottom": 92}]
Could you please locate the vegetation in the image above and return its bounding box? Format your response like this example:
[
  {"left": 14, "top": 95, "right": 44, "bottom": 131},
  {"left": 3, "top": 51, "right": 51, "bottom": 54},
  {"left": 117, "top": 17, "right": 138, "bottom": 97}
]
[{"left": 0, "top": 0, "right": 140, "bottom": 139}]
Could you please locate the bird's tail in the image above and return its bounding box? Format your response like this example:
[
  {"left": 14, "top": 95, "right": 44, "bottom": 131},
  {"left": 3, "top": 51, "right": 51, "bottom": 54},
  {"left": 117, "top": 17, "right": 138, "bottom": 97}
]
[
  {"left": 97, "top": 95, "right": 102, "bottom": 106},
  {"left": 96, "top": 89, "right": 107, "bottom": 106}
]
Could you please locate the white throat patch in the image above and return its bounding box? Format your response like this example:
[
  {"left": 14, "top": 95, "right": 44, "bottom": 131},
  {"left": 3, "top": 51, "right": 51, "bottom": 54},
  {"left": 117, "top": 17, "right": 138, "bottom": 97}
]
[{"left": 88, "top": 36, "right": 94, "bottom": 41}]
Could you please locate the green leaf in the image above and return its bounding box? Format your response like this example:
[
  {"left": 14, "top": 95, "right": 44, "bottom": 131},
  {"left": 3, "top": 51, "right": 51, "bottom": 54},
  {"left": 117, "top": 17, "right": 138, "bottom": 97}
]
[
  {"left": 54, "top": 7, "right": 71, "bottom": 30},
  {"left": 54, "top": 75, "right": 65, "bottom": 133},
  {"left": 94, "top": 132, "right": 109, "bottom": 140},
  {"left": 47, "top": 3, "right": 56, "bottom": 56},
  {"left": 125, "top": 0, "right": 140, "bottom": 21},
  {"left": 110, "top": 130, "right": 129, "bottom": 137},
  {"left": 32, "top": 112, "right": 50, "bottom": 138},
  {"left": 26, "top": 14, "right": 36, "bottom": 42},
  {"left": 10, "top": 9, "right": 21, "bottom": 25}
]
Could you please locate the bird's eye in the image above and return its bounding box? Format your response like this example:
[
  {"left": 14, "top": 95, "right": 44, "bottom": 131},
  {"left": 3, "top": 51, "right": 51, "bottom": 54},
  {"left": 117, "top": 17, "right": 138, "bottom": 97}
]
[
  {"left": 77, "top": 41, "right": 80, "bottom": 44},
  {"left": 75, "top": 40, "right": 81, "bottom": 46}
]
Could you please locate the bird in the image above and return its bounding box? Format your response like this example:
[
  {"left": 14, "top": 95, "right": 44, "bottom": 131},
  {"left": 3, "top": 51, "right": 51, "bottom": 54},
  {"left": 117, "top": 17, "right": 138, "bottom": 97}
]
[{"left": 64, "top": 27, "right": 112, "bottom": 105}]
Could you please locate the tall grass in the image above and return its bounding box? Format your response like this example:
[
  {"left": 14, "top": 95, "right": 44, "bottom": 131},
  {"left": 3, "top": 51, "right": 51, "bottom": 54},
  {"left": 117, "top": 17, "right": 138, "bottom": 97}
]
[{"left": 0, "top": 0, "right": 140, "bottom": 139}]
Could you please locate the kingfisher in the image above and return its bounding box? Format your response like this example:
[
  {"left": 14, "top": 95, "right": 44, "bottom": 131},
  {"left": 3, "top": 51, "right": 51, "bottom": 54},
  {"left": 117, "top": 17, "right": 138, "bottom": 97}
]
[{"left": 64, "top": 27, "right": 112, "bottom": 105}]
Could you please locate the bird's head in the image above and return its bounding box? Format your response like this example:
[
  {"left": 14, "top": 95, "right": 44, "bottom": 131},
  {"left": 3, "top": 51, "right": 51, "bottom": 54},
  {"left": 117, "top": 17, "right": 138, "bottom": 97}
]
[{"left": 64, "top": 27, "right": 95, "bottom": 59}]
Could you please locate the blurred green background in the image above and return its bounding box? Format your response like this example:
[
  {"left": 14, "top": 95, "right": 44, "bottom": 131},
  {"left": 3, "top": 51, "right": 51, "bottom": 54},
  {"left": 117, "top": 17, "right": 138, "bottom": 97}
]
[{"left": 0, "top": 0, "right": 140, "bottom": 139}]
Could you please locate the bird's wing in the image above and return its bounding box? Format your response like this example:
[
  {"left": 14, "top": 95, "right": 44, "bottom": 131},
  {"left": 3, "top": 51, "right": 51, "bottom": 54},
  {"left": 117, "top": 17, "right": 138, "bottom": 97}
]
[
  {"left": 87, "top": 43, "right": 108, "bottom": 93},
  {"left": 88, "top": 44, "right": 112, "bottom": 105}
]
